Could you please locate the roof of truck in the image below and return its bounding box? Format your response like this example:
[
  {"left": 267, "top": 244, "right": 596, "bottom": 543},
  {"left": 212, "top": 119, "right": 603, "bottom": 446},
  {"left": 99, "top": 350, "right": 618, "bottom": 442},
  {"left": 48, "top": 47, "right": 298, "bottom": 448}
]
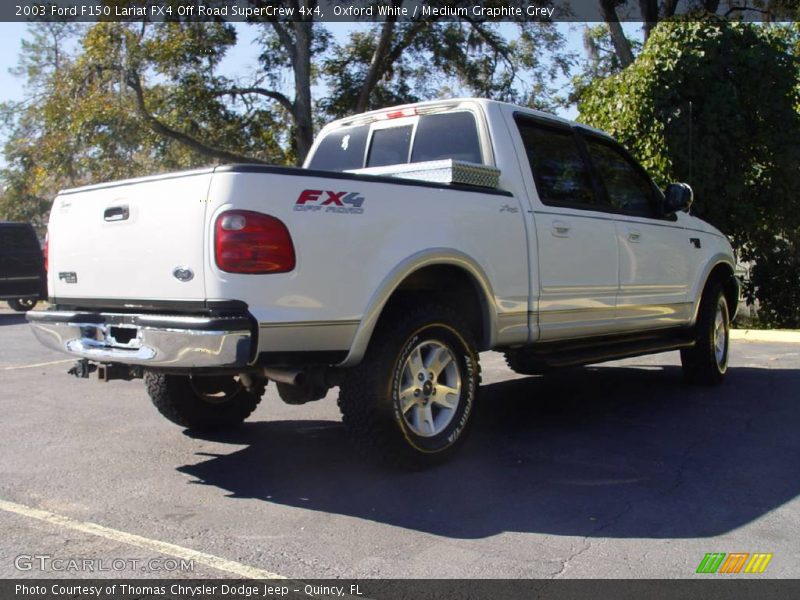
[{"left": 330, "top": 97, "right": 611, "bottom": 139}]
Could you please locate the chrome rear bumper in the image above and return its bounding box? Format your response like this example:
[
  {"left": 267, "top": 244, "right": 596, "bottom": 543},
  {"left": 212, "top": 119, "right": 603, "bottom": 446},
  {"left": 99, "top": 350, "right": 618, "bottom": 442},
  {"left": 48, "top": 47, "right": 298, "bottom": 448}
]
[{"left": 27, "top": 310, "right": 252, "bottom": 368}]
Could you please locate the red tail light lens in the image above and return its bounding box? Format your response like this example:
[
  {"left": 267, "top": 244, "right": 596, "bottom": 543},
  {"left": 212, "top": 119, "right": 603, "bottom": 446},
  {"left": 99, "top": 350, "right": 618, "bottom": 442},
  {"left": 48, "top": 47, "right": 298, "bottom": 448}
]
[
  {"left": 43, "top": 232, "right": 49, "bottom": 272},
  {"left": 214, "top": 210, "right": 295, "bottom": 274}
]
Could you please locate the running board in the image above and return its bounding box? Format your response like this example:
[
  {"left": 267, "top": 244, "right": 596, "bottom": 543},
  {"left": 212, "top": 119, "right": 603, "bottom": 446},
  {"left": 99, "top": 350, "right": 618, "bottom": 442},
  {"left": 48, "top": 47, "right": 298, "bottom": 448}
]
[{"left": 529, "top": 330, "right": 696, "bottom": 369}]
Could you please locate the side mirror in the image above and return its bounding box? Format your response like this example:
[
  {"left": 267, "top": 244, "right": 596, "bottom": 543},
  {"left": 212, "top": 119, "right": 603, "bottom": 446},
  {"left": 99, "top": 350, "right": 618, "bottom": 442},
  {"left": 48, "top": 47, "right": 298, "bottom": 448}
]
[{"left": 663, "top": 183, "right": 693, "bottom": 214}]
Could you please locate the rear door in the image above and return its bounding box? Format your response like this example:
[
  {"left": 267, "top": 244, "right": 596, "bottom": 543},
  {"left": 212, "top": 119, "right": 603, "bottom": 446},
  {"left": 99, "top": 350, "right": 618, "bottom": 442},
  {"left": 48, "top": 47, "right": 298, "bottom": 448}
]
[
  {"left": 48, "top": 171, "right": 213, "bottom": 303},
  {"left": 580, "top": 133, "right": 692, "bottom": 329},
  {"left": 514, "top": 116, "right": 620, "bottom": 340}
]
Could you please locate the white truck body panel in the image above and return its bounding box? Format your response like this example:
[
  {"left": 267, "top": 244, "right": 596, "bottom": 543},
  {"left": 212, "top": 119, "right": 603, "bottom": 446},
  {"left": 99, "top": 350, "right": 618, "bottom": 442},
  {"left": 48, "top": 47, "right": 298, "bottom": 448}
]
[
  {"left": 48, "top": 170, "right": 214, "bottom": 303},
  {"left": 203, "top": 167, "right": 530, "bottom": 355},
  {"left": 32, "top": 98, "right": 737, "bottom": 371}
]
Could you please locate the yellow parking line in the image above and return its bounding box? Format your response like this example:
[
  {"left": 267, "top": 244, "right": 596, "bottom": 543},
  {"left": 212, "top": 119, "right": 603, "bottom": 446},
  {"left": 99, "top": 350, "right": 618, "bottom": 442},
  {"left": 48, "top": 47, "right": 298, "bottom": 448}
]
[
  {"left": 0, "top": 498, "right": 284, "bottom": 579},
  {"left": 2, "top": 359, "right": 74, "bottom": 371},
  {"left": 731, "top": 329, "right": 800, "bottom": 343}
]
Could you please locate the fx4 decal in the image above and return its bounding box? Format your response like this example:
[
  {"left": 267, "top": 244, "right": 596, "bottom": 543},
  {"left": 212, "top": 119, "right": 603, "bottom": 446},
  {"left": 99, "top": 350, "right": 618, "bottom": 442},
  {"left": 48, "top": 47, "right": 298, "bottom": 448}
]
[{"left": 294, "top": 189, "right": 365, "bottom": 214}]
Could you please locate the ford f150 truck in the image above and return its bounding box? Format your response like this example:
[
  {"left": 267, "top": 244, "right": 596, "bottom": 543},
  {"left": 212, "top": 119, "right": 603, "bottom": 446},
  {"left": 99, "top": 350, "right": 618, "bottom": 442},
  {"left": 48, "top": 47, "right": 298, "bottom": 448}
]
[{"left": 28, "top": 99, "right": 739, "bottom": 467}]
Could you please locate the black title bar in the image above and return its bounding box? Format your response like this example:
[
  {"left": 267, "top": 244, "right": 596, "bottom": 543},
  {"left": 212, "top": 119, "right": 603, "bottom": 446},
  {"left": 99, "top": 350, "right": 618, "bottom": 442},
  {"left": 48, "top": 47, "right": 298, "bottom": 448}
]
[{"left": 4, "top": 0, "right": 793, "bottom": 23}]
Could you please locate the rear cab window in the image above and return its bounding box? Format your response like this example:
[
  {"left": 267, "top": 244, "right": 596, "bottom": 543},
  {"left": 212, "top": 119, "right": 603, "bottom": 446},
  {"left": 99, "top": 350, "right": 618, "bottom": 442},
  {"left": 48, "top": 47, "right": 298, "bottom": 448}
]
[
  {"left": 306, "top": 125, "right": 369, "bottom": 172},
  {"left": 307, "top": 109, "right": 485, "bottom": 172}
]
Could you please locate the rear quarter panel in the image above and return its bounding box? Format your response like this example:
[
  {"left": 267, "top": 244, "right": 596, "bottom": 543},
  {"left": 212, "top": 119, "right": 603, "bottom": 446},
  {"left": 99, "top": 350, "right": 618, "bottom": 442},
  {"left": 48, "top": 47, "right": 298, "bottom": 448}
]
[{"left": 204, "top": 169, "right": 530, "bottom": 356}]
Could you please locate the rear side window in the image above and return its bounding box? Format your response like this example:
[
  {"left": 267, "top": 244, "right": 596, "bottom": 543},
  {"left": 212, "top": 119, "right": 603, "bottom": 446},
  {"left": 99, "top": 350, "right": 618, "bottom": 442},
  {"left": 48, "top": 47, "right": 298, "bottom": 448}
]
[
  {"left": 307, "top": 125, "right": 369, "bottom": 171},
  {"left": 585, "top": 139, "right": 658, "bottom": 217},
  {"left": 366, "top": 126, "right": 413, "bottom": 168},
  {"left": 516, "top": 119, "right": 597, "bottom": 208},
  {"left": 411, "top": 112, "right": 482, "bottom": 163}
]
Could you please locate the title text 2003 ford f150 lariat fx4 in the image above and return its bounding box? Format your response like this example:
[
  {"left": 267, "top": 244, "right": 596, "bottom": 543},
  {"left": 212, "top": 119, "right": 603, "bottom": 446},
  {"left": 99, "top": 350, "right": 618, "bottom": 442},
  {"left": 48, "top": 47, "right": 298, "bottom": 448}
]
[{"left": 28, "top": 99, "right": 739, "bottom": 467}]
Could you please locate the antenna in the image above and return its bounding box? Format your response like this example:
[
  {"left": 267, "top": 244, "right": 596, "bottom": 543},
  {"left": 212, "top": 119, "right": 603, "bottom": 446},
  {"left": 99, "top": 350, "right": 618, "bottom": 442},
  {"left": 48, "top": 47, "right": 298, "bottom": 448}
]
[{"left": 688, "top": 100, "right": 693, "bottom": 186}]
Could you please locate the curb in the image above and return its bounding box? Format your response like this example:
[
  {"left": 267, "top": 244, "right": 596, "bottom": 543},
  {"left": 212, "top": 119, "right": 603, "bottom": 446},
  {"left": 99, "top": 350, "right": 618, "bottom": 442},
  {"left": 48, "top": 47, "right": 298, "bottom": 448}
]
[{"left": 731, "top": 329, "right": 800, "bottom": 343}]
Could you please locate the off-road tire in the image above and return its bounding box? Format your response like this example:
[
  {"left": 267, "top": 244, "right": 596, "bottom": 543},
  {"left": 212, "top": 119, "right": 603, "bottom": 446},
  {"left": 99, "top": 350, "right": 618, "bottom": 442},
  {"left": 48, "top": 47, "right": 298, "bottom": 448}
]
[
  {"left": 144, "top": 373, "right": 264, "bottom": 431},
  {"left": 8, "top": 298, "right": 37, "bottom": 312},
  {"left": 503, "top": 348, "right": 551, "bottom": 375},
  {"left": 681, "top": 281, "right": 730, "bottom": 385},
  {"left": 337, "top": 303, "right": 481, "bottom": 469}
]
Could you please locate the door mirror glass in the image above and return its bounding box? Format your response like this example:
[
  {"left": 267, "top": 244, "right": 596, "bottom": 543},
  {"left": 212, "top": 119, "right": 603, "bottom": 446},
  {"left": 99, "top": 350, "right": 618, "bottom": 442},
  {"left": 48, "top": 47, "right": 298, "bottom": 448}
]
[{"left": 663, "top": 183, "right": 693, "bottom": 214}]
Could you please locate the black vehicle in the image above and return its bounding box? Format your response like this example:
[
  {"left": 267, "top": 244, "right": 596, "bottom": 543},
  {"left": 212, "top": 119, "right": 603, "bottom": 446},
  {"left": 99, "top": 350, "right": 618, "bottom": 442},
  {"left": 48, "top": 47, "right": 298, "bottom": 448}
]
[{"left": 0, "top": 222, "right": 46, "bottom": 312}]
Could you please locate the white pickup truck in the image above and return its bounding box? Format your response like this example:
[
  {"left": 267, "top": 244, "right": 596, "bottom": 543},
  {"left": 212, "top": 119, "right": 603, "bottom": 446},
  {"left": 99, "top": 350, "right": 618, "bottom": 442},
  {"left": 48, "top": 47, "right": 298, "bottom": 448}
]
[{"left": 28, "top": 98, "right": 739, "bottom": 467}]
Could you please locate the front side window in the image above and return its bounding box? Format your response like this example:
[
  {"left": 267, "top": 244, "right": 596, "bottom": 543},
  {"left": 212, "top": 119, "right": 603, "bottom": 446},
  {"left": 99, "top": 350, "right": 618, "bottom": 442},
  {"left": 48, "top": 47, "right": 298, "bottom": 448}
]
[
  {"left": 585, "top": 139, "right": 658, "bottom": 217},
  {"left": 516, "top": 119, "right": 597, "bottom": 208}
]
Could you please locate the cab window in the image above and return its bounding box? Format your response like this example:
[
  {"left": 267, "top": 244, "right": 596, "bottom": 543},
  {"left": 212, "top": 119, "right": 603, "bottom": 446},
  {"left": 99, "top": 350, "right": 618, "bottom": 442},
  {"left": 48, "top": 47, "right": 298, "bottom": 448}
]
[
  {"left": 411, "top": 112, "right": 482, "bottom": 163},
  {"left": 308, "top": 110, "right": 484, "bottom": 172},
  {"left": 307, "top": 125, "right": 368, "bottom": 171},
  {"left": 585, "top": 138, "right": 659, "bottom": 218},
  {"left": 516, "top": 118, "right": 598, "bottom": 208},
  {"left": 366, "top": 125, "right": 413, "bottom": 168}
]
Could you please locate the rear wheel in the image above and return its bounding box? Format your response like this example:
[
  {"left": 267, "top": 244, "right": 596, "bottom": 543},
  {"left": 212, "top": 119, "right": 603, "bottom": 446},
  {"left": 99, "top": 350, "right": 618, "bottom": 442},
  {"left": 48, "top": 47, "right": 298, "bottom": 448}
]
[
  {"left": 337, "top": 304, "right": 480, "bottom": 468},
  {"left": 144, "top": 373, "right": 264, "bottom": 431},
  {"left": 8, "top": 298, "right": 37, "bottom": 312},
  {"left": 681, "top": 282, "right": 730, "bottom": 385}
]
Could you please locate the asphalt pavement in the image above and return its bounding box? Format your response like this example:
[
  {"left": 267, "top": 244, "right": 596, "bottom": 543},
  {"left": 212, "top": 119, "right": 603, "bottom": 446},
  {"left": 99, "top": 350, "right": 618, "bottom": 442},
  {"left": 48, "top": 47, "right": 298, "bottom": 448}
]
[{"left": 1, "top": 304, "right": 799, "bottom": 579}]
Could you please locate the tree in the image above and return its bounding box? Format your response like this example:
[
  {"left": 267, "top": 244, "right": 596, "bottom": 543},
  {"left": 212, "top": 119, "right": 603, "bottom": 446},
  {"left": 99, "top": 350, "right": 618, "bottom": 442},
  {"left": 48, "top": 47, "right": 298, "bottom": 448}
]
[
  {"left": 578, "top": 17, "right": 800, "bottom": 326},
  {"left": 1, "top": 15, "right": 573, "bottom": 226},
  {"left": 322, "top": 20, "right": 573, "bottom": 119},
  {"left": 0, "top": 21, "right": 291, "bottom": 227},
  {"left": 596, "top": 0, "right": 754, "bottom": 68}
]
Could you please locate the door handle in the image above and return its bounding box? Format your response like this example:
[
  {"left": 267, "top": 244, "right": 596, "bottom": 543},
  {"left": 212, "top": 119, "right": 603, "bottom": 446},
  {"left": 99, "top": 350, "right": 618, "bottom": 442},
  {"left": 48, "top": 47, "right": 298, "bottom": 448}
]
[
  {"left": 627, "top": 229, "right": 642, "bottom": 243},
  {"left": 551, "top": 220, "right": 571, "bottom": 237},
  {"left": 104, "top": 205, "right": 129, "bottom": 222}
]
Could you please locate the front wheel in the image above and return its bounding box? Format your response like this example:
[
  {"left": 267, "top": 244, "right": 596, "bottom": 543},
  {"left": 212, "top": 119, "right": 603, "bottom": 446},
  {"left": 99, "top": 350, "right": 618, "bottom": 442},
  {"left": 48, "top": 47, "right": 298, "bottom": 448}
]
[
  {"left": 681, "top": 282, "right": 730, "bottom": 385},
  {"left": 144, "top": 373, "right": 264, "bottom": 431},
  {"left": 8, "top": 298, "right": 37, "bottom": 312},
  {"left": 337, "top": 304, "right": 480, "bottom": 468}
]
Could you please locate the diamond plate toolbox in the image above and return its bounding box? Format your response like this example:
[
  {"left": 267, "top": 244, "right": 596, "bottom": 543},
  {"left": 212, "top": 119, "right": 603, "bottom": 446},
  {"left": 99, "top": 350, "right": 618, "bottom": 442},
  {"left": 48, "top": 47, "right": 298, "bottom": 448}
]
[{"left": 349, "top": 160, "right": 501, "bottom": 189}]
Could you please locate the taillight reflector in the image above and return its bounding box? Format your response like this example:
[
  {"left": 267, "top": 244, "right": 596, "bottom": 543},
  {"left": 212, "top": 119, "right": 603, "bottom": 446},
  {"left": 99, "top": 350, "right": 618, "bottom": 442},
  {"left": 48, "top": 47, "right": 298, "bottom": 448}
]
[
  {"left": 214, "top": 210, "right": 295, "bottom": 274},
  {"left": 43, "top": 232, "right": 49, "bottom": 272}
]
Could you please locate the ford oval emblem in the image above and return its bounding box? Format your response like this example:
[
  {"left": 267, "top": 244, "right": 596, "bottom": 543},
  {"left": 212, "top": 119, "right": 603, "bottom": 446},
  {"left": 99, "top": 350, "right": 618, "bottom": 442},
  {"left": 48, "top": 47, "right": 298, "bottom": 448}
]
[{"left": 172, "top": 266, "right": 194, "bottom": 282}]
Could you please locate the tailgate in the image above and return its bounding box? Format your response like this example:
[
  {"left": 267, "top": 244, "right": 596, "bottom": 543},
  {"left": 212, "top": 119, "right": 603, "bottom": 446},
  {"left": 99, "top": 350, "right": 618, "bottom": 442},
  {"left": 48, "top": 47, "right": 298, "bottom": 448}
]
[{"left": 48, "top": 170, "right": 213, "bottom": 303}]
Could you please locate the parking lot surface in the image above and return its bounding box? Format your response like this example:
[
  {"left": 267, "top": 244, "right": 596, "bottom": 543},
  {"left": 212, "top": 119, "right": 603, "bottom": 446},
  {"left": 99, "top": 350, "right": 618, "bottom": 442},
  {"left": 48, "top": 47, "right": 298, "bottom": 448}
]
[{"left": 1, "top": 305, "right": 799, "bottom": 579}]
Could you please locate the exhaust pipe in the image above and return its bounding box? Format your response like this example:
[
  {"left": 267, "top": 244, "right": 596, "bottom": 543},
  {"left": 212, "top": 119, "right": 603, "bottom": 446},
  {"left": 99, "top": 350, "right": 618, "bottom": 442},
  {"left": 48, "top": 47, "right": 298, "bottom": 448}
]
[{"left": 261, "top": 367, "right": 306, "bottom": 386}]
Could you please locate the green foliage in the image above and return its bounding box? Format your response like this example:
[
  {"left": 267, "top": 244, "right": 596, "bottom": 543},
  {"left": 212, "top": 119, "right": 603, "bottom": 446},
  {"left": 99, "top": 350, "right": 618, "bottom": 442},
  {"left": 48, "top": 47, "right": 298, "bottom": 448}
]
[
  {"left": 2, "top": 19, "right": 574, "bottom": 227},
  {"left": 570, "top": 24, "right": 642, "bottom": 104},
  {"left": 0, "top": 22, "right": 289, "bottom": 227},
  {"left": 579, "top": 18, "right": 800, "bottom": 326},
  {"left": 320, "top": 21, "right": 574, "bottom": 120},
  {"left": 748, "top": 231, "right": 800, "bottom": 328}
]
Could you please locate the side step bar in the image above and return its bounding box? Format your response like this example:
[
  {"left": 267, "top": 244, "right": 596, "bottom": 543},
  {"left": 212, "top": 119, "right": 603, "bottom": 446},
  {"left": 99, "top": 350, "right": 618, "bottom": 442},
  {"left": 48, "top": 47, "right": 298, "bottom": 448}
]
[{"left": 527, "top": 329, "right": 696, "bottom": 369}]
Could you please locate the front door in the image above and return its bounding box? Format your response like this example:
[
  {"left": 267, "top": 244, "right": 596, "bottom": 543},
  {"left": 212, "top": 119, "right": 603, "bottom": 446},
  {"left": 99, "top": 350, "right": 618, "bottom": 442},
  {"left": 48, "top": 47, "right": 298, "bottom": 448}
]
[
  {"left": 515, "top": 116, "right": 620, "bottom": 340},
  {"left": 581, "top": 134, "right": 692, "bottom": 330}
]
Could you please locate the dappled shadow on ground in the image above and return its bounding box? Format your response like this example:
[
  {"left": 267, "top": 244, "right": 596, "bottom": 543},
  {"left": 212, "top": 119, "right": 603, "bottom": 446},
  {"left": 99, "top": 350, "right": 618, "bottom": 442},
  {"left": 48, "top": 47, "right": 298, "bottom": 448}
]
[{"left": 179, "top": 365, "right": 800, "bottom": 539}]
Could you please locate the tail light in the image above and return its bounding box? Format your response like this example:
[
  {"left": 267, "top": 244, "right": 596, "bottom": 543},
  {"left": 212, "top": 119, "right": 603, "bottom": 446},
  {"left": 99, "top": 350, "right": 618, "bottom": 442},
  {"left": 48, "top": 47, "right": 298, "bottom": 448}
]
[
  {"left": 214, "top": 210, "right": 295, "bottom": 274},
  {"left": 43, "top": 232, "right": 49, "bottom": 272}
]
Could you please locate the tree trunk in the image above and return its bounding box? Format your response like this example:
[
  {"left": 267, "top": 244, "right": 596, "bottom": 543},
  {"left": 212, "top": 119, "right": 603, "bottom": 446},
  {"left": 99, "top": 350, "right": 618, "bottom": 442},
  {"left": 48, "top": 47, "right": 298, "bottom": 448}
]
[
  {"left": 292, "top": 20, "right": 314, "bottom": 166},
  {"left": 639, "top": 0, "right": 658, "bottom": 41},
  {"left": 599, "top": 0, "right": 635, "bottom": 68},
  {"left": 355, "top": 17, "right": 397, "bottom": 114}
]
